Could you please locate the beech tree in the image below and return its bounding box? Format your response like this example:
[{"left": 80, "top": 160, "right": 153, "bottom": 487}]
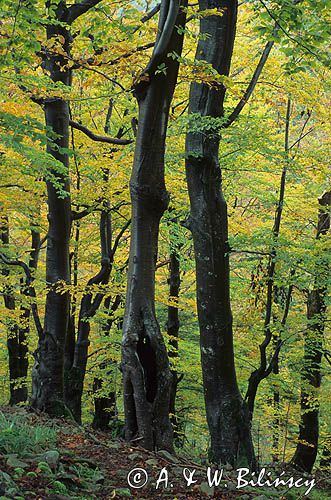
[
  {"left": 121, "top": 0, "right": 187, "bottom": 451},
  {"left": 292, "top": 191, "right": 330, "bottom": 472},
  {"left": 185, "top": 0, "right": 257, "bottom": 466},
  {"left": 31, "top": 0, "right": 102, "bottom": 415},
  {"left": 1, "top": 0, "right": 329, "bottom": 473}
]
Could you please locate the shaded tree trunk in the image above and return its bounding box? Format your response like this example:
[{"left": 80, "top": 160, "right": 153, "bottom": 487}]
[
  {"left": 185, "top": 0, "right": 255, "bottom": 467},
  {"left": 245, "top": 99, "right": 292, "bottom": 421},
  {"left": 31, "top": 4, "right": 72, "bottom": 415},
  {"left": 1, "top": 215, "right": 40, "bottom": 405},
  {"left": 121, "top": 0, "right": 187, "bottom": 451},
  {"left": 65, "top": 207, "right": 112, "bottom": 422},
  {"left": 92, "top": 295, "right": 121, "bottom": 431},
  {"left": 292, "top": 191, "right": 330, "bottom": 473},
  {"left": 64, "top": 103, "right": 130, "bottom": 422}
]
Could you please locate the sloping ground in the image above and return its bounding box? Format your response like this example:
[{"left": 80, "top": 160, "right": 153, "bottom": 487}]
[{"left": 0, "top": 406, "right": 329, "bottom": 499}]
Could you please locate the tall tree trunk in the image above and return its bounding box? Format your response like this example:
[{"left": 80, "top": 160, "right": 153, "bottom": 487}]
[
  {"left": 31, "top": 2, "right": 72, "bottom": 415},
  {"left": 245, "top": 99, "right": 292, "bottom": 420},
  {"left": 292, "top": 191, "right": 330, "bottom": 472},
  {"left": 31, "top": 0, "right": 102, "bottom": 415},
  {"left": 185, "top": 0, "right": 255, "bottom": 467},
  {"left": 121, "top": 0, "right": 187, "bottom": 452}
]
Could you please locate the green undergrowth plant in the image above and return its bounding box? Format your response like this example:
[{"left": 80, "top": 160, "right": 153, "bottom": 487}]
[{"left": 0, "top": 411, "right": 57, "bottom": 456}]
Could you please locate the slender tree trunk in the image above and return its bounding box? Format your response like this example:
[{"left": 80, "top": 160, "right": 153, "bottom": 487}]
[
  {"left": 92, "top": 295, "right": 121, "bottom": 430},
  {"left": 65, "top": 207, "right": 112, "bottom": 422},
  {"left": 245, "top": 99, "right": 292, "bottom": 421},
  {"left": 185, "top": 0, "right": 255, "bottom": 467},
  {"left": 292, "top": 191, "right": 330, "bottom": 472},
  {"left": 1, "top": 216, "right": 27, "bottom": 405},
  {"left": 122, "top": 0, "right": 187, "bottom": 451},
  {"left": 167, "top": 249, "right": 182, "bottom": 443},
  {"left": 1, "top": 216, "right": 40, "bottom": 405}
]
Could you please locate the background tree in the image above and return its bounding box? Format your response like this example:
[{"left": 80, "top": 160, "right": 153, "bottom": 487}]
[{"left": 292, "top": 191, "right": 330, "bottom": 472}]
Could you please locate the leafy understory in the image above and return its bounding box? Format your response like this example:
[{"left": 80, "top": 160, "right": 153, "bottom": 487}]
[{"left": 0, "top": 407, "right": 329, "bottom": 499}]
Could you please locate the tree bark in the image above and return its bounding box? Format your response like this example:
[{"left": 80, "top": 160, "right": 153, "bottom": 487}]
[
  {"left": 292, "top": 191, "right": 330, "bottom": 473},
  {"left": 185, "top": 0, "right": 255, "bottom": 467},
  {"left": 121, "top": 0, "right": 187, "bottom": 452}
]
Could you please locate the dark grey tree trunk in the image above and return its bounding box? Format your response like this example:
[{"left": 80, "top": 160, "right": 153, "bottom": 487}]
[
  {"left": 31, "top": 3, "right": 72, "bottom": 415},
  {"left": 31, "top": 0, "right": 102, "bottom": 415},
  {"left": 121, "top": 0, "right": 187, "bottom": 451},
  {"left": 292, "top": 191, "right": 330, "bottom": 473},
  {"left": 185, "top": 0, "right": 255, "bottom": 467}
]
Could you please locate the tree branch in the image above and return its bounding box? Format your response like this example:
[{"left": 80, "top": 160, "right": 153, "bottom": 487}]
[
  {"left": 131, "top": 4, "right": 161, "bottom": 34},
  {"left": 223, "top": 36, "right": 275, "bottom": 128},
  {"left": 133, "top": 0, "right": 180, "bottom": 95},
  {"left": 69, "top": 120, "right": 133, "bottom": 145},
  {"left": 0, "top": 252, "right": 43, "bottom": 337},
  {"left": 111, "top": 220, "right": 131, "bottom": 257},
  {"left": 106, "top": 42, "right": 155, "bottom": 66},
  {"left": 66, "top": 0, "right": 103, "bottom": 24}
]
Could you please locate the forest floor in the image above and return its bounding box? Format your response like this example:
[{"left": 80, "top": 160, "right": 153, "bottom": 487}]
[{"left": 0, "top": 406, "right": 329, "bottom": 500}]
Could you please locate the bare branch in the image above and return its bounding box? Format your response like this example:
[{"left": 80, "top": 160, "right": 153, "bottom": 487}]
[
  {"left": 131, "top": 3, "right": 161, "bottom": 34},
  {"left": 106, "top": 42, "right": 155, "bottom": 66},
  {"left": 230, "top": 249, "right": 270, "bottom": 257},
  {"left": 111, "top": 220, "right": 131, "bottom": 256},
  {"left": 69, "top": 120, "right": 133, "bottom": 145},
  {"left": 66, "top": 0, "right": 103, "bottom": 24},
  {"left": 223, "top": 37, "right": 275, "bottom": 128},
  {"left": 0, "top": 252, "right": 43, "bottom": 336}
]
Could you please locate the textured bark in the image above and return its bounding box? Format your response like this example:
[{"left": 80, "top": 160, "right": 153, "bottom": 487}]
[
  {"left": 122, "top": 0, "right": 187, "bottom": 451},
  {"left": 30, "top": 0, "right": 103, "bottom": 416},
  {"left": 185, "top": 0, "right": 255, "bottom": 467},
  {"left": 292, "top": 191, "right": 330, "bottom": 473}
]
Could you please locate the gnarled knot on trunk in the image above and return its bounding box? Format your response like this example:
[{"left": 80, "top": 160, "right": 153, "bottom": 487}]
[{"left": 130, "top": 182, "right": 169, "bottom": 214}]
